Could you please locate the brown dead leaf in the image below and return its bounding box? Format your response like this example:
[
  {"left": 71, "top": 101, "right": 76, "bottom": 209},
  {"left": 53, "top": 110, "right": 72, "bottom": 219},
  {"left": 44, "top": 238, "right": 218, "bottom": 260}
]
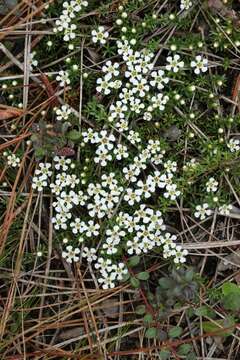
[{"left": 0, "top": 106, "right": 23, "bottom": 120}]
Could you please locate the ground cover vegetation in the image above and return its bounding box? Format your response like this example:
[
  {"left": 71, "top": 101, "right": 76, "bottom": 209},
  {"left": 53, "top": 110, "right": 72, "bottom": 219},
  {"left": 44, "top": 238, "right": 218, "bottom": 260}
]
[{"left": 1, "top": 0, "right": 240, "bottom": 359}]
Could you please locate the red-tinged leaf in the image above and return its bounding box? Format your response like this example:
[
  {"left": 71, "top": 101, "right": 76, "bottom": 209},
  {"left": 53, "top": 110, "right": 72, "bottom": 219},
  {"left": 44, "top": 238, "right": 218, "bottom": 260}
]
[
  {"left": 56, "top": 147, "right": 75, "bottom": 156},
  {"left": 39, "top": 72, "right": 59, "bottom": 106}
]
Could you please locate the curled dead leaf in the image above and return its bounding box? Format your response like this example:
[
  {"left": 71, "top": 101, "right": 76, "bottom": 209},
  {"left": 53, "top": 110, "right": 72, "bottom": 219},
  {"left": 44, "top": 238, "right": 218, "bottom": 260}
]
[{"left": 0, "top": 106, "right": 23, "bottom": 120}]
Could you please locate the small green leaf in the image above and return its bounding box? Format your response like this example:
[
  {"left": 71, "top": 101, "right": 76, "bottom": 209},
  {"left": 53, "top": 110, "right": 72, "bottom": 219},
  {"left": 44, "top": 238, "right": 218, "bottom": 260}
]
[
  {"left": 159, "top": 349, "right": 171, "bottom": 360},
  {"left": 194, "top": 306, "right": 216, "bottom": 318},
  {"left": 222, "top": 282, "right": 240, "bottom": 296},
  {"left": 145, "top": 327, "right": 157, "bottom": 339},
  {"left": 128, "top": 255, "right": 140, "bottom": 267},
  {"left": 136, "top": 305, "right": 146, "bottom": 315},
  {"left": 177, "top": 344, "right": 192, "bottom": 356},
  {"left": 223, "top": 292, "right": 240, "bottom": 311},
  {"left": 120, "top": 272, "right": 130, "bottom": 282},
  {"left": 130, "top": 277, "right": 140, "bottom": 288},
  {"left": 202, "top": 318, "right": 235, "bottom": 337},
  {"left": 168, "top": 326, "right": 182, "bottom": 338},
  {"left": 136, "top": 271, "right": 149, "bottom": 281},
  {"left": 186, "top": 353, "right": 197, "bottom": 360},
  {"left": 143, "top": 313, "right": 153, "bottom": 324},
  {"left": 67, "top": 129, "right": 81, "bottom": 141}
]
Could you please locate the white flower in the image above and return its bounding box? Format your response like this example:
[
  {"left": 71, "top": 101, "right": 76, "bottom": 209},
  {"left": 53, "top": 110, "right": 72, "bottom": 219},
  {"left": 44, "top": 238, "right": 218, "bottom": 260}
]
[
  {"left": 96, "top": 77, "right": 112, "bottom": 95},
  {"left": 56, "top": 70, "right": 70, "bottom": 87},
  {"left": 94, "top": 149, "right": 112, "bottom": 167},
  {"left": 143, "top": 112, "right": 152, "bottom": 121},
  {"left": 96, "top": 130, "right": 116, "bottom": 151},
  {"left": 52, "top": 213, "right": 68, "bottom": 230},
  {"left": 85, "top": 220, "right": 100, "bottom": 237},
  {"left": 29, "top": 52, "right": 38, "bottom": 70},
  {"left": 119, "top": 88, "right": 133, "bottom": 104},
  {"left": 62, "top": 245, "right": 80, "bottom": 263},
  {"left": 206, "top": 177, "right": 218, "bottom": 193},
  {"left": 153, "top": 172, "right": 173, "bottom": 188},
  {"left": 82, "top": 247, "right": 97, "bottom": 262},
  {"left": 6, "top": 153, "right": 20, "bottom": 167},
  {"left": 32, "top": 176, "right": 47, "bottom": 192},
  {"left": 70, "top": 218, "right": 86, "bottom": 234},
  {"left": 171, "top": 246, "right": 188, "bottom": 264},
  {"left": 194, "top": 203, "right": 212, "bottom": 220},
  {"left": 180, "top": 0, "right": 193, "bottom": 10},
  {"left": 117, "top": 40, "right": 131, "bottom": 55},
  {"left": 63, "top": 23, "right": 77, "bottom": 41},
  {"left": 127, "top": 237, "right": 142, "bottom": 255},
  {"left": 54, "top": 156, "right": 71, "bottom": 171},
  {"left": 151, "top": 93, "right": 169, "bottom": 111},
  {"left": 164, "top": 183, "right": 181, "bottom": 200},
  {"left": 82, "top": 128, "right": 98, "bottom": 143},
  {"left": 190, "top": 55, "right": 208, "bottom": 75},
  {"left": 102, "top": 60, "right": 120, "bottom": 79},
  {"left": 115, "top": 119, "right": 129, "bottom": 132},
  {"left": 150, "top": 70, "right": 169, "bottom": 90},
  {"left": 92, "top": 26, "right": 109, "bottom": 44},
  {"left": 113, "top": 144, "right": 129, "bottom": 160},
  {"left": 227, "top": 138, "right": 240, "bottom": 152},
  {"left": 219, "top": 204, "right": 233, "bottom": 216},
  {"left": 35, "top": 162, "right": 52, "bottom": 179},
  {"left": 164, "top": 160, "right": 177, "bottom": 173},
  {"left": 56, "top": 105, "right": 72, "bottom": 121},
  {"left": 111, "top": 262, "right": 128, "bottom": 281},
  {"left": 166, "top": 54, "right": 184, "bottom": 73},
  {"left": 127, "top": 130, "right": 141, "bottom": 144},
  {"left": 132, "top": 78, "right": 149, "bottom": 97},
  {"left": 123, "top": 165, "right": 140, "bottom": 182},
  {"left": 98, "top": 271, "right": 116, "bottom": 289},
  {"left": 130, "top": 98, "right": 145, "bottom": 114},
  {"left": 137, "top": 179, "right": 155, "bottom": 199},
  {"left": 110, "top": 101, "right": 128, "bottom": 119},
  {"left": 124, "top": 188, "right": 141, "bottom": 205}
]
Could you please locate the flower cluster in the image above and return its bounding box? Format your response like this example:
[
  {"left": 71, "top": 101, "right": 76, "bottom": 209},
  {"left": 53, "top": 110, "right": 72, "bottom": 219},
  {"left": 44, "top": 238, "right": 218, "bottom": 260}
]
[
  {"left": 54, "top": 0, "right": 88, "bottom": 42},
  {"left": 32, "top": 133, "right": 187, "bottom": 289},
  {"left": 180, "top": 0, "right": 193, "bottom": 11},
  {"left": 4, "top": 152, "right": 20, "bottom": 168},
  {"left": 32, "top": 163, "right": 52, "bottom": 191}
]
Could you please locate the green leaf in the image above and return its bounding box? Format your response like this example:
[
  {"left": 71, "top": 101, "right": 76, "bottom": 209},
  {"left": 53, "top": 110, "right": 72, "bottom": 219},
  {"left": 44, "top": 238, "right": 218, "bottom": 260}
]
[
  {"left": 120, "top": 272, "right": 130, "bottom": 282},
  {"left": 128, "top": 255, "right": 140, "bottom": 267},
  {"left": 194, "top": 306, "right": 216, "bottom": 318},
  {"left": 67, "top": 129, "right": 81, "bottom": 141},
  {"left": 168, "top": 326, "right": 182, "bottom": 338},
  {"left": 177, "top": 344, "right": 192, "bottom": 356},
  {"left": 202, "top": 317, "right": 235, "bottom": 337},
  {"left": 136, "top": 271, "right": 149, "bottom": 281},
  {"left": 130, "top": 277, "right": 140, "bottom": 288},
  {"left": 145, "top": 327, "right": 157, "bottom": 339},
  {"left": 159, "top": 349, "right": 171, "bottom": 360},
  {"left": 223, "top": 292, "right": 240, "bottom": 311},
  {"left": 143, "top": 313, "right": 153, "bottom": 324},
  {"left": 222, "top": 282, "right": 240, "bottom": 296},
  {"left": 186, "top": 353, "right": 197, "bottom": 360},
  {"left": 136, "top": 305, "right": 146, "bottom": 315}
]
